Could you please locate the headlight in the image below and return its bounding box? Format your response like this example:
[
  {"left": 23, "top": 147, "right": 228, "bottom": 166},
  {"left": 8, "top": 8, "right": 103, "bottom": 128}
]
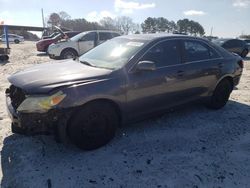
[{"left": 17, "top": 91, "right": 66, "bottom": 113}]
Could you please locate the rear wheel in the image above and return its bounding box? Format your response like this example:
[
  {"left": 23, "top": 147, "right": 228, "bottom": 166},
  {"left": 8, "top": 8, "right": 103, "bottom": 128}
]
[
  {"left": 68, "top": 102, "right": 119, "bottom": 150},
  {"left": 241, "top": 49, "right": 249, "bottom": 58},
  {"left": 14, "top": 39, "right": 20, "bottom": 44},
  {"left": 61, "top": 49, "right": 77, "bottom": 59},
  {"left": 207, "top": 79, "right": 232, "bottom": 110}
]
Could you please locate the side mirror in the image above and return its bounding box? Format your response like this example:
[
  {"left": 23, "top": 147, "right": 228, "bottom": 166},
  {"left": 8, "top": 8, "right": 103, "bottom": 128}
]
[{"left": 136, "top": 61, "right": 156, "bottom": 71}]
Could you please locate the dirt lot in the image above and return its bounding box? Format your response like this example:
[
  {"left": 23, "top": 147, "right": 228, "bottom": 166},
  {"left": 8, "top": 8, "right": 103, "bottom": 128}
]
[{"left": 0, "top": 41, "right": 250, "bottom": 188}]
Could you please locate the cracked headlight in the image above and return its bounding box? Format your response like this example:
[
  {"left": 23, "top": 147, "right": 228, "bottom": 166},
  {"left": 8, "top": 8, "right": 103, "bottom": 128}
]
[{"left": 17, "top": 91, "right": 66, "bottom": 113}]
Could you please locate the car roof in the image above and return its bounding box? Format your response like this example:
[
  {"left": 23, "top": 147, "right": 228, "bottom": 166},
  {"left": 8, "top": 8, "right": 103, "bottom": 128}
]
[
  {"left": 215, "top": 38, "right": 242, "bottom": 42},
  {"left": 79, "top": 30, "right": 116, "bottom": 33},
  {"left": 65, "top": 31, "right": 80, "bottom": 33},
  {"left": 118, "top": 33, "right": 205, "bottom": 41},
  {"left": 96, "top": 30, "right": 120, "bottom": 33}
]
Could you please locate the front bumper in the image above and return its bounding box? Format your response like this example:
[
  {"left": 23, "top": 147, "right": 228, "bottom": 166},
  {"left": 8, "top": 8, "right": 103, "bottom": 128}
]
[
  {"left": 6, "top": 95, "right": 61, "bottom": 135},
  {"left": 36, "top": 43, "right": 46, "bottom": 52}
]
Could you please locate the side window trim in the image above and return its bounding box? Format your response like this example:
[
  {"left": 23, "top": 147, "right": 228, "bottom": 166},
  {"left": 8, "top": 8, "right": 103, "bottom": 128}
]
[{"left": 128, "top": 38, "right": 223, "bottom": 73}]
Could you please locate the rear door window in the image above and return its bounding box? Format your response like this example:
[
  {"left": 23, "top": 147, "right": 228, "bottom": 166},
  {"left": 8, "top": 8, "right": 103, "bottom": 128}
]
[
  {"left": 99, "top": 32, "right": 113, "bottom": 41},
  {"left": 183, "top": 40, "right": 219, "bottom": 62},
  {"left": 81, "top": 32, "right": 96, "bottom": 42}
]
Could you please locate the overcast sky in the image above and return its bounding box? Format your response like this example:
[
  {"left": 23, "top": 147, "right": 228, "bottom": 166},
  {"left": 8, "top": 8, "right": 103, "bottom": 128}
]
[{"left": 0, "top": 0, "right": 250, "bottom": 37}]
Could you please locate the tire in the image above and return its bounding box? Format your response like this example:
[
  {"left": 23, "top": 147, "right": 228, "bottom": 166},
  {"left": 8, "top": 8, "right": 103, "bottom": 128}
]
[
  {"left": 0, "top": 55, "right": 9, "bottom": 61},
  {"left": 4, "top": 55, "right": 9, "bottom": 61},
  {"left": 68, "top": 102, "right": 119, "bottom": 150},
  {"left": 241, "top": 49, "right": 249, "bottom": 58},
  {"left": 61, "top": 49, "right": 77, "bottom": 59},
  {"left": 207, "top": 79, "right": 232, "bottom": 110},
  {"left": 14, "top": 39, "right": 20, "bottom": 44}
]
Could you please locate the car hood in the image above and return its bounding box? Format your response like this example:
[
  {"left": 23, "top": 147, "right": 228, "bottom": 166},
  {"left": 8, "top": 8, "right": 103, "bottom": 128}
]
[
  {"left": 8, "top": 59, "right": 112, "bottom": 94},
  {"left": 37, "top": 38, "right": 55, "bottom": 44}
]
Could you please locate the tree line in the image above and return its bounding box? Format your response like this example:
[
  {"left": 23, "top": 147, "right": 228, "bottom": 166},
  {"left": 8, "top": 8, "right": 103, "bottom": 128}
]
[
  {"left": 47, "top": 11, "right": 205, "bottom": 36},
  {"left": 141, "top": 17, "right": 205, "bottom": 36}
]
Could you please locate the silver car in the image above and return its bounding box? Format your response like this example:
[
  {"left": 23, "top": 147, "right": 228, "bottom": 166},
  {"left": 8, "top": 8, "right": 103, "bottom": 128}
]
[
  {"left": 0, "top": 34, "right": 24, "bottom": 44},
  {"left": 48, "top": 30, "right": 120, "bottom": 59}
]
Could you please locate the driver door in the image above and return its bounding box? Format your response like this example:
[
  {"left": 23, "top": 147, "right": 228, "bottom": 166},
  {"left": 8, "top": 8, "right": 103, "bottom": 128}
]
[
  {"left": 126, "top": 40, "right": 184, "bottom": 119},
  {"left": 78, "top": 32, "right": 97, "bottom": 55}
]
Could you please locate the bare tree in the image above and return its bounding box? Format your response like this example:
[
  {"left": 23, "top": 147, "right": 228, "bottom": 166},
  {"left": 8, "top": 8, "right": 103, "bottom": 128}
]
[
  {"left": 47, "top": 13, "right": 61, "bottom": 27},
  {"left": 100, "top": 17, "right": 117, "bottom": 30},
  {"left": 58, "top": 11, "right": 71, "bottom": 20},
  {"left": 115, "top": 16, "right": 134, "bottom": 35}
]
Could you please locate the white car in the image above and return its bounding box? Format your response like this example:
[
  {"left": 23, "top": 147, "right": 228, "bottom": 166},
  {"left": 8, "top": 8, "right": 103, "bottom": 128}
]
[
  {"left": 0, "top": 34, "right": 24, "bottom": 44},
  {"left": 48, "top": 30, "right": 120, "bottom": 59}
]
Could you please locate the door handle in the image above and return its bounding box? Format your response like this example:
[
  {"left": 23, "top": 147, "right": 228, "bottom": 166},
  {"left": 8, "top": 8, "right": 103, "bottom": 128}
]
[{"left": 177, "top": 70, "right": 184, "bottom": 77}]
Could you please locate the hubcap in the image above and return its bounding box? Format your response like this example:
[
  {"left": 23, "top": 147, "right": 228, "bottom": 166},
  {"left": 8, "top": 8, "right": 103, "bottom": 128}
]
[
  {"left": 65, "top": 52, "right": 75, "bottom": 59},
  {"left": 81, "top": 113, "right": 108, "bottom": 137}
]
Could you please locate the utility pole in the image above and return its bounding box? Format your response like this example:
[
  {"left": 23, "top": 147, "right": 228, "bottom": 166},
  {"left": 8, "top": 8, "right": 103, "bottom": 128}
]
[
  {"left": 210, "top": 27, "right": 213, "bottom": 36},
  {"left": 41, "top": 8, "right": 45, "bottom": 28}
]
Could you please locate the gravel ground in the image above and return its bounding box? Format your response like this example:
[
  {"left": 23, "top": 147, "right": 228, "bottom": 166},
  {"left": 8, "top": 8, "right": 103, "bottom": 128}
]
[{"left": 0, "top": 41, "right": 250, "bottom": 188}]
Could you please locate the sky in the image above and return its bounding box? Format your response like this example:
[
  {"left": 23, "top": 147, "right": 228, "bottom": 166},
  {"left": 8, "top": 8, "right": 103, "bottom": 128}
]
[{"left": 0, "top": 0, "right": 250, "bottom": 37}]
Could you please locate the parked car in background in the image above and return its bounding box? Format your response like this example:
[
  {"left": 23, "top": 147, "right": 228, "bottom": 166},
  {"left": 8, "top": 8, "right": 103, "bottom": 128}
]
[
  {"left": 42, "top": 32, "right": 59, "bottom": 39},
  {"left": 0, "top": 34, "right": 24, "bottom": 44},
  {"left": 36, "top": 31, "right": 80, "bottom": 52},
  {"left": 48, "top": 30, "right": 120, "bottom": 59},
  {"left": 213, "top": 38, "right": 249, "bottom": 58},
  {"left": 242, "top": 39, "right": 250, "bottom": 51},
  {"left": 6, "top": 34, "right": 243, "bottom": 150}
]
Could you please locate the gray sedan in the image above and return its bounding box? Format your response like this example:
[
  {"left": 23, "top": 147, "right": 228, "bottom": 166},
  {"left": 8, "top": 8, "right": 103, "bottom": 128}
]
[{"left": 6, "top": 34, "right": 243, "bottom": 150}]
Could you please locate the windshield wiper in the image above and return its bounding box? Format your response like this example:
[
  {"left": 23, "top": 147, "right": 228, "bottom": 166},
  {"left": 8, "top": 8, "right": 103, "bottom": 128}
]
[
  {"left": 80, "top": 60, "right": 113, "bottom": 70},
  {"left": 80, "top": 60, "right": 95, "bottom": 67}
]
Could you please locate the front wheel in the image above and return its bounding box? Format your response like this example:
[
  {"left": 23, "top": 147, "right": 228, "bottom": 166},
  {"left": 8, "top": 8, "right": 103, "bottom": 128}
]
[
  {"left": 61, "top": 49, "right": 77, "bottom": 59},
  {"left": 68, "top": 102, "right": 119, "bottom": 150},
  {"left": 207, "top": 79, "right": 232, "bottom": 110}
]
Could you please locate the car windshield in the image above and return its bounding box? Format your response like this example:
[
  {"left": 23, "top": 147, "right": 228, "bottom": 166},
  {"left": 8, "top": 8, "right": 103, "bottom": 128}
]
[
  {"left": 70, "top": 32, "right": 88, "bottom": 42},
  {"left": 79, "top": 37, "right": 146, "bottom": 70},
  {"left": 50, "top": 32, "right": 59, "bottom": 38},
  {"left": 52, "top": 33, "right": 64, "bottom": 40}
]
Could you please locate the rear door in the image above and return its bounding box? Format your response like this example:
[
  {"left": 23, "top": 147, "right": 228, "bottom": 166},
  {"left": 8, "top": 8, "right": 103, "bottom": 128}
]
[
  {"left": 179, "top": 39, "right": 222, "bottom": 99},
  {"left": 8, "top": 35, "right": 15, "bottom": 42},
  {"left": 78, "top": 32, "right": 97, "bottom": 55}
]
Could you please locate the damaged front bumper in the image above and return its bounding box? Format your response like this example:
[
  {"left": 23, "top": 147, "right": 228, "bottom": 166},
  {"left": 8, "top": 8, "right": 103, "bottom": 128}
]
[{"left": 6, "top": 95, "right": 64, "bottom": 136}]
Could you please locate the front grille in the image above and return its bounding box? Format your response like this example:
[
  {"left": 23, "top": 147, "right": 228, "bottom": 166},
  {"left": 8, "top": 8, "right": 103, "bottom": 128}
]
[{"left": 8, "top": 85, "right": 26, "bottom": 110}]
